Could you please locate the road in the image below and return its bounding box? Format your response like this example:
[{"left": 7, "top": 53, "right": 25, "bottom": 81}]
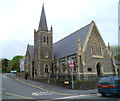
[{"left": 1, "top": 73, "right": 120, "bottom": 101}]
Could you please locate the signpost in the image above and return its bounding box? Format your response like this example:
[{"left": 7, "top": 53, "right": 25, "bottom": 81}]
[{"left": 69, "top": 58, "right": 74, "bottom": 89}]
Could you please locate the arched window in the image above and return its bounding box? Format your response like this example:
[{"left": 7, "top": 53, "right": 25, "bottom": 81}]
[
  {"left": 46, "top": 36, "right": 49, "bottom": 44},
  {"left": 43, "top": 35, "right": 49, "bottom": 44},
  {"left": 91, "top": 45, "right": 103, "bottom": 57},
  {"left": 43, "top": 36, "right": 45, "bottom": 43},
  {"left": 44, "top": 64, "right": 49, "bottom": 74},
  {"left": 45, "top": 51, "right": 48, "bottom": 58}
]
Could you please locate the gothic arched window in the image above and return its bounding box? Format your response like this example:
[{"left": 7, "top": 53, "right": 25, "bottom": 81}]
[
  {"left": 44, "top": 64, "right": 49, "bottom": 74},
  {"left": 43, "top": 35, "right": 49, "bottom": 44},
  {"left": 46, "top": 36, "right": 49, "bottom": 44},
  {"left": 45, "top": 51, "right": 48, "bottom": 58},
  {"left": 43, "top": 36, "right": 46, "bottom": 43},
  {"left": 91, "top": 45, "right": 103, "bottom": 57}
]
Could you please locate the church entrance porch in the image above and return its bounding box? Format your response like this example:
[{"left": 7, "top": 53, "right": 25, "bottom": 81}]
[{"left": 96, "top": 61, "right": 102, "bottom": 77}]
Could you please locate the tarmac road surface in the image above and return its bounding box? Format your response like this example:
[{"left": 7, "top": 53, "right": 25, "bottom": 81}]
[{"left": 1, "top": 73, "right": 119, "bottom": 101}]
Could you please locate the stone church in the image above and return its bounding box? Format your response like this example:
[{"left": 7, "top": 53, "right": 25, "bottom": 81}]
[{"left": 24, "top": 5, "right": 117, "bottom": 80}]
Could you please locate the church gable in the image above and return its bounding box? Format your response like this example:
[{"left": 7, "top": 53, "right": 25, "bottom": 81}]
[
  {"left": 83, "top": 21, "right": 108, "bottom": 58},
  {"left": 82, "top": 21, "right": 115, "bottom": 76},
  {"left": 24, "top": 45, "right": 34, "bottom": 67}
]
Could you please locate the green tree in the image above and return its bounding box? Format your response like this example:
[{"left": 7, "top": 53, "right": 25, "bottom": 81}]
[{"left": 9, "top": 55, "right": 23, "bottom": 72}]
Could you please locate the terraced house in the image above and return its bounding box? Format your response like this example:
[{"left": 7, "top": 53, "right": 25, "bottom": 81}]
[{"left": 24, "top": 5, "right": 118, "bottom": 80}]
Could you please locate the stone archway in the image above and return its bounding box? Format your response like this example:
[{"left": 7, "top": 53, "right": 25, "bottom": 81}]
[{"left": 96, "top": 62, "right": 102, "bottom": 77}]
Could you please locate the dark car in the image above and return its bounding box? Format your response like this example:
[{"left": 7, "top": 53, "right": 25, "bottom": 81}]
[{"left": 97, "top": 76, "right": 120, "bottom": 97}]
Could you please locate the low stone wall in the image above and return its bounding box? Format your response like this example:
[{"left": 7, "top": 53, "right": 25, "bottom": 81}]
[
  {"left": 17, "top": 72, "right": 99, "bottom": 90},
  {"left": 16, "top": 72, "right": 30, "bottom": 79},
  {"left": 33, "top": 78, "right": 99, "bottom": 90},
  {"left": 74, "top": 80, "right": 98, "bottom": 90}
]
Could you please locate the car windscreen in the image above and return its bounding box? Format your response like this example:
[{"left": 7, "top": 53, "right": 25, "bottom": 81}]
[
  {"left": 114, "top": 77, "right": 120, "bottom": 84},
  {"left": 98, "top": 77, "right": 112, "bottom": 84}
]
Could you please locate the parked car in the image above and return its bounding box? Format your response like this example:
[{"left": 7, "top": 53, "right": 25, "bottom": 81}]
[
  {"left": 97, "top": 76, "right": 120, "bottom": 97},
  {"left": 11, "top": 70, "right": 17, "bottom": 73}
]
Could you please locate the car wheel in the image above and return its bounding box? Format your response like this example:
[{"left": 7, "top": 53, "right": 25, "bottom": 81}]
[
  {"left": 101, "top": 93, "right": 106, "bottom": 97},
  {"left": 118, "top": 93, "right": 120, "bottom": 98}
]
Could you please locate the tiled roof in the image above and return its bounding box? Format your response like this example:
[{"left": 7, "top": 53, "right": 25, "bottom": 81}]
[{"left": 53, "top": 23, "right": 91, "bottom": 59}]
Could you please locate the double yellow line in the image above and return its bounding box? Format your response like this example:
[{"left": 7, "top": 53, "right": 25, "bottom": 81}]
[
  {"left": 1, "top": 92, "right": 34, "bottom": 99},
  {"left": 16, "top": 78, "right": 76, "bottom": 96}
]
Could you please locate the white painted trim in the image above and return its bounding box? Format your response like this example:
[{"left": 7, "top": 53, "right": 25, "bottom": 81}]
[
  {"left": 83, "top": 21, "right": 94, "bottom": 52},
  {"left": 76, "top": 72, "right": 113, "bottom": 75},
  {"left": 103, "top": 72, "right": 113, "bottom": 74},
  {"left": 82, "top": 72, "right": 97, "bottom": 74},
  {"left": 76, "top": 72, "right": 97, "bottom": 74},
  {"left": 92, "top": 55, "right": 104, "bottom": 58}
]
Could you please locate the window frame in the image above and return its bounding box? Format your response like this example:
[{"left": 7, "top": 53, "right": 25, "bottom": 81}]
[
  {"left": 42, "top": 35, "right": 49, "bottom": 44},
  {"left": 44, "top": 64, "right": 49, "bottom": 74},
  {"left": 91, "top": 45, "right": 103, "bottom": 58},
  {"left": 45, "top": 51, "right": 48, "bottom": 58}
]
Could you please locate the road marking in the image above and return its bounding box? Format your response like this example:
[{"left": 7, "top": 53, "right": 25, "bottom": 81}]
[
  {"left": 3, "top": 92, "right": 34, "bottom": 99},
  {"left": 32, "top": 91, "right": 52, "bottom": 96},
  {"left": 3, "top": 75, "right": 8, "bottom": 79},
  {"left": 2, "top": 74, "right": 10, "bottom": 79},
  {"left": 55, "top": 94, "right": 101, "bottom": 99},
  {"left": 16, "top": 78, "right": 75, "bottom": 96},
  {"left": 16, "top": 78, "right": 99, "bottom": 96}
]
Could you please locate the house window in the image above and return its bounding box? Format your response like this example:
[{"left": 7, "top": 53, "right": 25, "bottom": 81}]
[
  {"left": 44, "top": 64, "right": 49, "bottom": 74},
  {"left": 45, "top": 51, "right": 48, "bottom": 58},
  {"left": 88, "top": 68, "right": 92, "bottom": 72}
]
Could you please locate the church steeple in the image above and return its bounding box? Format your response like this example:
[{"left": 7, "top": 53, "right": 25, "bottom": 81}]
[{"left": 38, "top": 4, "right": 48, "bottom": 31}]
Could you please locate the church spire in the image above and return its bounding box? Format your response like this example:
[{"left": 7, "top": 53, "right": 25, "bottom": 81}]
[{"left": 38, "top": 4, "right": 48, "bottom": 31}]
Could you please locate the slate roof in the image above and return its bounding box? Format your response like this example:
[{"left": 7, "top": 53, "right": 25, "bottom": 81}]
[
  {"left": 39, "top": 4, "right": 48, "bottom": 31},
  {"left": 53, "top": 23, "right": 91, "bottom": 59},
  {"left": 28, "top": 45, "right": 34, "bottom": 61},
  {"left": 0, "top": 58, "right": 9, "bottom": 61}
]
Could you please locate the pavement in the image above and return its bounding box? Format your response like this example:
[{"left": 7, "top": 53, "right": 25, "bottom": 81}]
[
  {"left": 2, "top": 73, "right": 120, "bottom": 101},
  {"left": 9, "top": 73, "right": 98, "bottom": 96}
]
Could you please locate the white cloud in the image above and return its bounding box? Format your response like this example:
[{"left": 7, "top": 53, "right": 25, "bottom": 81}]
[{"left": 0, "top": 0, "right": 118, "bottom": 59}]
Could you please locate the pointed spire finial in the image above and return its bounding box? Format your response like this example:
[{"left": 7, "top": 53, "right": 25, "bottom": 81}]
[
  {"left": 108, "top": 42, "right": 110, "bottom": 47},
  {"left": 38, "top": 3, "right": 48, "bottom": 31},
  {"left": 77, "top": 37, "right": 82, "bottom": 51},
  {"left": 42, "top": 2, "right": 44, "bottom": 6},
  {"left": 50, "top": 25, "right": 53, "bottom": 33},
  {"left": 108, "top": 42, "right": 111, "bottom": 51}
]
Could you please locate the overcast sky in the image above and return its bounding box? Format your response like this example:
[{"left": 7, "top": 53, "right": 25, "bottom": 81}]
[{"left": 0, "top": 0, "right": 119, "bottom": 60}]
